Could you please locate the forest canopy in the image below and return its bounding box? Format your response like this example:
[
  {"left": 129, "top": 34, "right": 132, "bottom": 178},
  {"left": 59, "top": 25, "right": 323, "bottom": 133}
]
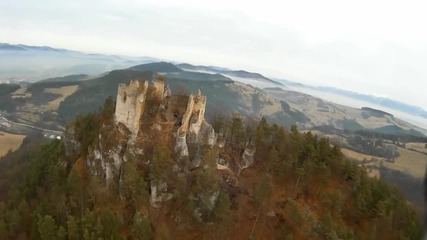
[{"left": 0, "top": 99, "right": 422, "bottom": 239}]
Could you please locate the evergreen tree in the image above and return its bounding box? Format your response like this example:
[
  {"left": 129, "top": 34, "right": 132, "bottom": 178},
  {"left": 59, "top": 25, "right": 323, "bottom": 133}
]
[
  {"left": 293, "top": 167, "right": 305, "bottom": 199},
  {"left": 0, "top": 219, "right": 7, "bottom": 239},
  {"left": 254, "top": 174, "right": 273, "bottom": 206},
  {"left": 213, "top": 190, "right": 232, "bottom": 223},
  {"left": 38, "top": 215, "right": 58, "bottom": 240},
  {"left": 286, "top": 199, "right": 303, "bottom": 229},
  {"left": 229, "top": 117, "right": 246, "bottom": 152},
  {"left": 98, "top": 209, "right": 122, "bottom": 240},
  {"left": 66, "top": 215, "right": 80, "bottom": 240},
  {"left": 57, "top": 225, "right": 67, "bottom": 240},
  {"left": 121, "top": 161, "right": 147, "bottom": 207},
  {"left": 131, "top": 212, "right": 153, "bottom": 240},
  {"left": 269, "top": 147, "right": 284, "bottom": 175},
  {"left": 7, "top": 208, "right": 20, "bottom": 236},
  {"left": 150, "top": 143, "right": 173, "bottom": 181}
]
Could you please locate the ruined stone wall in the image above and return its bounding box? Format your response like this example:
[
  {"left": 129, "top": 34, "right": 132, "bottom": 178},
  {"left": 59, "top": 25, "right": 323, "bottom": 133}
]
[
  {"left": 189, "top": 91, "right": 207, "bottom": 134},
  {"left": 178, "top": 94, "right": 195, "bottom": 134},
  {"left": 132, "top": 81, "right": 149, "bottom": 133},
  {"left": 179, "top": 89, "right": 207, "bottom": 134},
  {"left": 115, "top": 79, "right": 206, "bottom": 137},
  {"left": 115, "top": 80, "right": 148, "bottom": 133},
  {"left": 152, "top": 76, "right": 165, "bottom": 101},
  {"left": 193, "top": 93, "right": 206, "bottom": 122},
  {"left": 193, "top": 90, "right": 206, "bottom": 110}
]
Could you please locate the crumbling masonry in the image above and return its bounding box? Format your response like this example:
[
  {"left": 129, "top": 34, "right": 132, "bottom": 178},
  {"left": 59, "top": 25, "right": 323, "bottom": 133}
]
[{"left": 114, "top": 77, "right": 207, "bottom": 136}]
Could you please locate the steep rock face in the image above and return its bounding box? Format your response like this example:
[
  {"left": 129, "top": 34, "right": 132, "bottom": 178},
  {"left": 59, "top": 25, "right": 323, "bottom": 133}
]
[
  {"left": 115, "top": 80, "right": 148, "bottom": 133},
  {"left": 63, "top": 126, "right": 81, "bottom": 159},
  {"left": 196, "top": 121, "right": 216, "bottom": 146},
  {"left": 186, "top": 121, "right": 216, "bottom": 169},
  {"left": 64, "top": 79, "right": 223, "bottom": 209},
  {"left": 84, "top": 123, "right": 129, "bottom": 182},
  {"left": 150, "top": 180, "right": 173, "bottom": 207},
  {"left": 174, "top": 133, "right": 189, "bottom": 158},
  {"left": 62, "top": 79, "right": 256, "bottom": 216},
  {"left": 240, "top": 146, "right": 255, "bottom": 172}
]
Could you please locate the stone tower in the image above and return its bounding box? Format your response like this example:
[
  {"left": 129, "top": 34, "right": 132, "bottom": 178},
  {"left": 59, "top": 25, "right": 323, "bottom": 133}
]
[
  {"left": 153, "top": 75, "right": 165, "bottom": 101},
  {"left": 114, "top": 80, "right": 148, "bottom": 133},
  {"left": 178, "top": 89, "right": 207, "bottom": 135},
  {"left": 114, "top": 78, "right": 205, "bottom": 137}
]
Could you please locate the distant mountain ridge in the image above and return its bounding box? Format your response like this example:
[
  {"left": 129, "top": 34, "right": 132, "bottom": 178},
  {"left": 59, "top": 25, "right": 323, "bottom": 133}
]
[
  {"left": 1, "top": 43, "right": 426, "bottom": 127},
  {"left": 315, "top": 86, "right": 427, "bottom": 118},
  {"left": 51, "top": 62, "right": 425, "bottom": 137},
  {"left": 129, "top": 62, "right": 183, "bottom": 73},
  {"left": 0, "top": 43, "right": 160, "bottom": 83},
  {"left": 0, "top": 43, "right": 72, "bottom": 52},
  {"left": 272, "top": 79, "right": 427, "bottom": 121},
  {"left": 176, "top": 63, "right": 283, "bottom": 87}
]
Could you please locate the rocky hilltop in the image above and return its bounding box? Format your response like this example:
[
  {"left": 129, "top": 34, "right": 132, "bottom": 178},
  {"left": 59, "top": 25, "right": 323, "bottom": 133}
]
[
  {"left": 64, "top": 76, "right": 252, "bottom": 211},
  {"left": 0, "top": 75, "right": 422, "bottom": 239}
]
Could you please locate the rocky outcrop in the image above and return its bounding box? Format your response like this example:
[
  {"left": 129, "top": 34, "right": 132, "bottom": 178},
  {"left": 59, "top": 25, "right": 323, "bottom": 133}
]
[
  {"left": 174, "top": 133, "right": 189, "bottom": 158},
  {"left": 84, "top": 124, "right": 128, "bottom": 184},
  {"left": 198, "top": 121, "right": 216, "bottom": 146},
  {"left": 189, "top": 147, "right": 201, "bottom": 170},
  {"left": 63, "top": 126, "right": 81, "bottom": 158},
  {"left": 240, "top": 146, "right": 255, "bottom": 172},
  {"left": 63, "top": 79, "right": 248, "bottom": 212},
  {"left": 150, "top": 180, "right": 173, "bottom": 207}
]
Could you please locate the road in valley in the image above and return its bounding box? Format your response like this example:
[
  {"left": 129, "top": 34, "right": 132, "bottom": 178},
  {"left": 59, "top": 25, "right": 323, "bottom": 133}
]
[{"left": 0, "top": 116, "right": 63, "bottom": 135}]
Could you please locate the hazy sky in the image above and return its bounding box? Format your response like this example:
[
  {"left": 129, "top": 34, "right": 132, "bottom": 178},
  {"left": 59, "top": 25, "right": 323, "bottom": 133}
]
[{"left": 1, "top": 0, "right": 426, "bottom": 110}]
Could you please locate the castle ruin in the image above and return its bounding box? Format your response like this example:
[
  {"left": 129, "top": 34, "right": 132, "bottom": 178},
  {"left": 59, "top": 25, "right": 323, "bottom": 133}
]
[
  {"left": 114, "top": 77, "right": 207, "bottom": 136},
  {"left": 115, "top": 80, "right": 148, "bottom": 133},
  {"left": 179, "top": 89, "right": 206, "bottom": 135}
]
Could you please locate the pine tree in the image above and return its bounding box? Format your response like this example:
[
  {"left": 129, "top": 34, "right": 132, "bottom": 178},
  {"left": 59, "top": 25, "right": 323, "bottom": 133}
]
[
  {"left": 151, "top": 143, "right": 173, "bottom": 181},
  {"left": 121, "top": 161, "right": 147, "bottom": 207},
  {"left": 131, "top": 212, "right": 153, "bottom": 240},
  {"left": 213, "top": 190, "right": 232, "bottom": 223},
  {"left": 229, "top": 117, "right": 246, "bottom": 152},
  {"left": 254, "top": 174, "right": 273, "bottom": 205},
  {"left": 269, "top": 147, "right": 283, "bottom": 175},
  {"left": 7, "top": 208, "right": 20, "bottom": 236},
  {"left": 293, "top": 167, "right": 305, "bottom": 199},
  {"left": 99, "top": 209, "right": 122, "bottom": 240},
  {"left": 57, "top": 225, "right": 67, "bottom": 240},
  {"left": 66, "top": 215, "right": 80, "bottom": 240},
  {"left": 0, "top": 219, "right": 8, "bottom": 239},
  {"left": 38, "top": 215, "right": 58, "bottom": 240},
  {"left": 286, "top": 199, "right": 303, "bottom": 229}
]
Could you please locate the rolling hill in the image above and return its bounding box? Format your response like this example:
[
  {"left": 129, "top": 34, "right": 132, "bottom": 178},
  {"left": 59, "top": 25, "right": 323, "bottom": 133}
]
[
  {"left": 0, "top": 43, "right": 159, "bottom": 83},
  {"left": 1, "top": 61, "right": 424, "bottom": 137},
  {"left": 1, "top": 61, "right": 427, "bottom": 218},
  {"left": 177, "top": 63, "right": 284, "bottom": 89}
]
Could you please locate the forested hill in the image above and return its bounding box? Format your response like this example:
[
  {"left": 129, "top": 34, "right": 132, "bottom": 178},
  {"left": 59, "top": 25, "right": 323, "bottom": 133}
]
[{"left": 0, "top": 96, "right": 422, "bottom": 239}]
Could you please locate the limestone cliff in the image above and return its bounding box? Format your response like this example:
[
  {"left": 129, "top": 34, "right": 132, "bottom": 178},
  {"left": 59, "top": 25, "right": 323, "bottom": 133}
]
[
  {"left": 63, "top": 77, "right": 228, "bottom": 211},
  {"left": 61, "top": 77, "right": 258, "bottom": 226}
]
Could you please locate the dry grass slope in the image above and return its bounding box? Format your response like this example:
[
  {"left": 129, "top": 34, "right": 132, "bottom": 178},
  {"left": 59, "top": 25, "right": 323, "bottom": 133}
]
[
  {"left": 341, "top": 146, "right": 427, "bottom": 179},
  {"left": 11, "top": 87, "right": 31, "bottom": 98},
  {"left": 382, "top": 147, "right": 427, "bottom": 178},
  {"left": 406, "top": 142, "right": 427, "bottom": 154},
  {"left": 0, "top": 131, "right": 26, "bottom": 158},
  {"left": 341, "top": 148, "right": 386, "bottom": 162},
  {"left": 44, "top": 85, "right": 79, "bottom": 110}
]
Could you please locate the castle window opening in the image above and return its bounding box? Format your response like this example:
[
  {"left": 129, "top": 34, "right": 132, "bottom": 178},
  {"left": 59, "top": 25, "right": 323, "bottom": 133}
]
[{"left": 122, "top": 91, "right": 127, "bottom": 102}]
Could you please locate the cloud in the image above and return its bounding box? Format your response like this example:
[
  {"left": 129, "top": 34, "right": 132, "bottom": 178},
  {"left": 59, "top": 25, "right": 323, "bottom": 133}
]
[{"left": 0, "top": 0, "right": 426, "bottom": 110}]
